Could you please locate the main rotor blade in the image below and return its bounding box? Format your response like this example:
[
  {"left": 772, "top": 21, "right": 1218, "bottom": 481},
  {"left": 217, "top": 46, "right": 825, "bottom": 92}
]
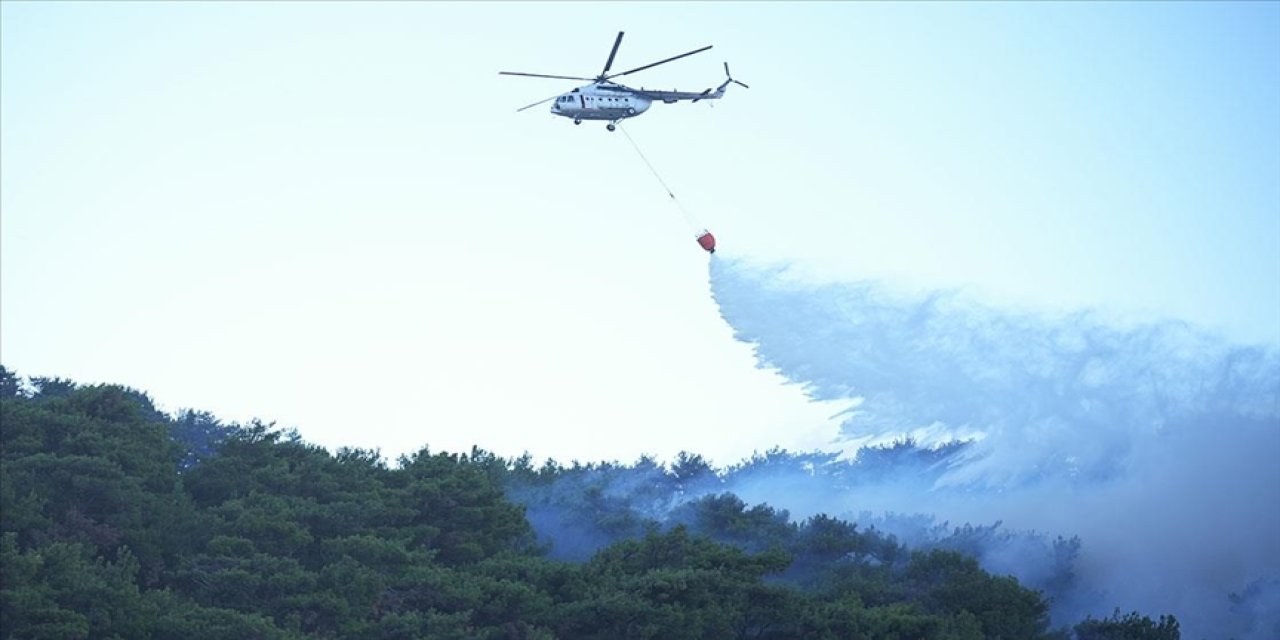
[
  {"left": 601, "top": 31, "right": 625, "bottom": 76},
  {"left": 517, "top": 94, "right": 561, "bottom": 112},
  {"left": 500, "top": 71, "right": 595, "bottom": 81},
  {"left": 604, "top": 45, "right": 712, "bottom": 80}
]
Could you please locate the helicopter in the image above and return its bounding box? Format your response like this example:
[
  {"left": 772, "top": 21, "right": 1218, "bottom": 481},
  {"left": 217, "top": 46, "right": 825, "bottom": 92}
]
[{"left": 500, "top": 31, "right": 748, "bottom": 131}]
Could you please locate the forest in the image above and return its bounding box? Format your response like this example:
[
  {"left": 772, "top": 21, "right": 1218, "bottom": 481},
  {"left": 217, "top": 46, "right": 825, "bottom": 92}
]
[{"left": 0, "top": 367, "right": 1180, "bottom": 639}]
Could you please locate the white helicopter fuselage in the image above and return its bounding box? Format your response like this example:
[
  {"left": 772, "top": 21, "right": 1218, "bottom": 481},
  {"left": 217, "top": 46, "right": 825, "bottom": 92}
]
[{"left": 550, "top": 84, "right": 653, "bottom": 122}]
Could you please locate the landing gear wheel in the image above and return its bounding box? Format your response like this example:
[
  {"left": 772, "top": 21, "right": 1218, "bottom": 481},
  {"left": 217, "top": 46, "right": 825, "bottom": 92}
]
[
  {"left": 607, "top": 123, "right": 617, "bottom": 132},
  {"left": 574, "top": 118, "right": 582, "bottom": 125}
]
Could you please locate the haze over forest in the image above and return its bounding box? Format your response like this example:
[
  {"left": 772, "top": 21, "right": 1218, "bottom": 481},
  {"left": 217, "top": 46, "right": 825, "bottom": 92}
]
[{"left": 3, "top": 253, "right": 1276, "bottom": 639}]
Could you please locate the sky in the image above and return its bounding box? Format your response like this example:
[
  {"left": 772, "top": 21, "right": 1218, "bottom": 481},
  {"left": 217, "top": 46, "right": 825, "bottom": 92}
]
[{"left": 3, "top": 1, "right": 1278, "bottom": 467}]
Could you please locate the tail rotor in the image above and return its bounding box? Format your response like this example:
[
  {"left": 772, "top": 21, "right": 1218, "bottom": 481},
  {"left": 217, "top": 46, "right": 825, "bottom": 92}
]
[{"left": 723, "top": 62, "right": 749, "bottom": 89}]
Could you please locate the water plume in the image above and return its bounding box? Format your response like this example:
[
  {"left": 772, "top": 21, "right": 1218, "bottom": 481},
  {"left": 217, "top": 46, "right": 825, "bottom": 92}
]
[{"left": 707, "top": 256, "right": 1280, "bottom": 637}]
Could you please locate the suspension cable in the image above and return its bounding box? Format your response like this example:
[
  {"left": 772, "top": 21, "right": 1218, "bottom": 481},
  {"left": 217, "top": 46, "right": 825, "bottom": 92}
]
[{"left": 618, "top": 123, "right": 701, "bottom": 231}]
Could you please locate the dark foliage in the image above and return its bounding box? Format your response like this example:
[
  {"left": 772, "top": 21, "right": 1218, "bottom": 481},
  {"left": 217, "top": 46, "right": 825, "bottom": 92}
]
[
  {"left": 0, "top": 369, "right": 1178, "bottom": 639},
  {"left": 1073, "top": 609, "right": 1180, "bottom": 640}
]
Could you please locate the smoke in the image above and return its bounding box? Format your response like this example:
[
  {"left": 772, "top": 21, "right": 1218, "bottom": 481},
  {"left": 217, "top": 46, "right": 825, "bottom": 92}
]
[{"left": 708, "top": 257, "right": 1280, "bottom": 638}]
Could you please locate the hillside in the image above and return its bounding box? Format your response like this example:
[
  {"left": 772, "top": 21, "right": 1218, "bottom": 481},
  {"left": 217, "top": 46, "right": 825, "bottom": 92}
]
[{"left": 0, "top": 368, "right": 1177, "bottom": 639}]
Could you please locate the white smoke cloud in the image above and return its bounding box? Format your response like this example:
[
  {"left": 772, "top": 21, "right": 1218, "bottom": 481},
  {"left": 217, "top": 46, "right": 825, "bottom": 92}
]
[{"left": 709, "top": 256, "right": 1280, "bottom": 637}]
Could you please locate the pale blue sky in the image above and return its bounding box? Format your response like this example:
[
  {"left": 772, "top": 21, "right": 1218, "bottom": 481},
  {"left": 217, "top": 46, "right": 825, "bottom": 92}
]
[{"left": 3, "top": 2, "right": 1277, "bottom": 464}]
